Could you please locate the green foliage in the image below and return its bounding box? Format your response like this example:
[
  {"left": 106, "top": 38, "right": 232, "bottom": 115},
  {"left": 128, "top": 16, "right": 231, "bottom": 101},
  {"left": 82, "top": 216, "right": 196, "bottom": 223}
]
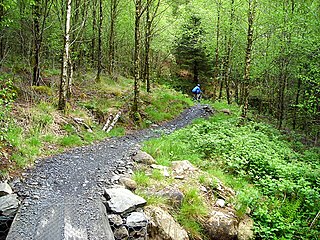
[
  {"left": 143, "top": 105, "right": 320, "bottom": 239},
  {"left": 133, "top": 171, "right": 150, "bottom": 187}
]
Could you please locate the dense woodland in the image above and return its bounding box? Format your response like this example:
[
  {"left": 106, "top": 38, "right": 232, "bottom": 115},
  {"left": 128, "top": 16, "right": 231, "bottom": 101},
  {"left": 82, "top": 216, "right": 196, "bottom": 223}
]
[
  {"left": 0, "top": 0, "right": 319, "bottom": 138},
  {"left": 0, "top": 0, "right": 319, "bottom": 239}
]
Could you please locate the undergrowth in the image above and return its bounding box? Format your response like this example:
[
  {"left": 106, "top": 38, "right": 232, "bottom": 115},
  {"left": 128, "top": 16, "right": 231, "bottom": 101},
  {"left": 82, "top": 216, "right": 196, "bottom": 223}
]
[{"left": 142, "top": 101, "right": 320, "bottom": 239}]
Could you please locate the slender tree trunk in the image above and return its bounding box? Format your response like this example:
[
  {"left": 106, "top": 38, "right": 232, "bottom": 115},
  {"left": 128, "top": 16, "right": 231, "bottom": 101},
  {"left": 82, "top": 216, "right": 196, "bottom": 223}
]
[
  {"left": 0, "top": 0, "right": 4, "bottom": 65},
  {"left": 91, "top": 0, "right": 97, "bottom": 67},
  {"left": 133, "top": 0, "right": 142, "bottom": 116},
  {"left": 241, "top": 0, "right": 256, "bottom": 118},
  {"left": 225, "top": 0, "right": 235, "bottom": 104},
  {"left": 58, "top": 0, "right": 72, "bottom": 111},
  {"left": 96, "top": 0, "right": 103, "bottom": 81},
  {"left": 144, "top": 0, "right": 151, "bottom": 92},
  {"left": 213, "top": 0, "right": 221, "bottom": 100},
  {"left": 292, "top": 77, "right": 301, "bottom": 129},
  {"left": 32, "top": 0, "right": 41, "bottom": 86},
  {"left": 108, "top": 0, "right": 118, "bottom": 77}
]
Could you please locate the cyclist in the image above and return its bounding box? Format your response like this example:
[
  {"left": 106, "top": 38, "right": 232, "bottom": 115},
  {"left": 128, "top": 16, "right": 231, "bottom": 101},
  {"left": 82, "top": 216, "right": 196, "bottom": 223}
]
[{"left": 191, "top": 84, "right": 202, "bottom": 101}]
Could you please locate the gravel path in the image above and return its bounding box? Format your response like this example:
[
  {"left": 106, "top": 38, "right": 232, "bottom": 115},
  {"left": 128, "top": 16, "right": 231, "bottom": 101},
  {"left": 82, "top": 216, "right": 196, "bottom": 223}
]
[{"left": 6, "top": 104, "right": 213, "bottom": 240}]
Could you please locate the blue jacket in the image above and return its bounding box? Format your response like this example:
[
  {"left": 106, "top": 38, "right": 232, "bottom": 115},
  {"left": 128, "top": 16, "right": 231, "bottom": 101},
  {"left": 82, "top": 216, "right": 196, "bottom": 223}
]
[{"left": 192, "top": 86, "right": 201, "bottom": 94}]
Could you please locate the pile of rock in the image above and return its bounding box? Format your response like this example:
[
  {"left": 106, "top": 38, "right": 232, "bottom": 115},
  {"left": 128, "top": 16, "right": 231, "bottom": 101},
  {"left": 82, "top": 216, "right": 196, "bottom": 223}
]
[{"left": 0, "top": 182, "right": 19, "bottom": 238}]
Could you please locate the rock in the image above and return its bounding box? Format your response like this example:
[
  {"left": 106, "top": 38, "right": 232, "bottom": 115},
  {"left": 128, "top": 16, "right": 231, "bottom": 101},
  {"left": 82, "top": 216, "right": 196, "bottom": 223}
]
[
  {"left": 157, "top": 187, "right": 184, "bottom": 207},
  {"left": 119, "top": 177, "right": 137, "bottom": 191},
  {"left": 104, "top": 188, "right": 147, "bottom": 214},
  {"left": 132, "top": 151, "right": 156, "bottom": 165},
  {"left": 205, "top": 208, "right": 238, "bottom": 240},
  {"left": 215, "top": 199, "right": 226, "bottom": 208},
  {"left": 237, "top": 216, "right": 254, "bottom": 240},
  {"left": 108, "top": 214, "right": 123, "bottom": 227},
  {"left": 151, "top": 165, "right": 170, "bottom": 177},
  {"left": 114, "top": 226, "right": 129, "bottom": 239},
  {"left": 0, "top": 182, "right": 13, "bottom": 196},
  {"left": 0, "top": 194, "right": 20, "bottom": 216},
  {"left": 171, "top": 160, "right": 197, "bottom": 175},
  {"left": 126, "top": 212, "right": 148, "bottom": 228},
  {"left": 145, "top": 206, "right": 189, "bottom": 240}
]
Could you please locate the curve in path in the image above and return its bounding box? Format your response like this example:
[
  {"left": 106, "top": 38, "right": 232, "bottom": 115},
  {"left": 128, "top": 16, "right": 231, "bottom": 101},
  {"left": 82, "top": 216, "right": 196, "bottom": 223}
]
[{"left": 6, "top": 104, "right": 213, "bottom": 240}]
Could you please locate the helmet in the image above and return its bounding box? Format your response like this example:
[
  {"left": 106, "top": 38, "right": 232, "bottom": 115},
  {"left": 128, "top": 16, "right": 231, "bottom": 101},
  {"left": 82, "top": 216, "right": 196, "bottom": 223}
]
[{"left": 197, "top": 84, "right": 200, "bottom": 87}]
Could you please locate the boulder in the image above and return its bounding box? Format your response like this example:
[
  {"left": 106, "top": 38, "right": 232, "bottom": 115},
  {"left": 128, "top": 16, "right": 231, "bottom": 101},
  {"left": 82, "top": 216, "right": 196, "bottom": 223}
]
[
  {"left": 132, "top": 151, "right": 156, "bottom": 165},
  {"left": 205, "top": 208, "right": 238, "bottom": 240},
  {"left": 215, "top": 199, "right": 226, "bottom": 208},
  {"left": 145, "top": 206, "right": 189, "bottom": 240},
  {"left": 0, "top": 194, "right": 20, "bottom": 216},
  {"left": 104, "top": 188, "right": 147, "bottom": 214},
  {"left": 0, "top": 182, "right": 13, "bottom": 197}
]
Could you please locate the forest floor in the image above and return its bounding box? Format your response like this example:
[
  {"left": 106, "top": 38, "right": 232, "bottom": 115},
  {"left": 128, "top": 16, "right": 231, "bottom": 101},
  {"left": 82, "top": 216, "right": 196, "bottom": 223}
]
[{"left": 6, "top": 104, "right": 213, "bottom": 239}]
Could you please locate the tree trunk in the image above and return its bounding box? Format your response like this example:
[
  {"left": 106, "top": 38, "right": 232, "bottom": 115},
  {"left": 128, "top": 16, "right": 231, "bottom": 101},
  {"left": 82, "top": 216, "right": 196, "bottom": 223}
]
[
  {"left": 58, "top": 0, "right": 72, "bottom": 111},
  {"left": 108, "top": 0, "right": 119, "bottom": 77},
  {"left": 133, "top": 0, "right": 142, "bottom": 116},
  {"left": 144, "top": 0, "right": 151, "bottom": 92},
  {"left": 96, "top": 0, "right": 103, "bottom": 82},
  {"left": 0, "top": 0, "right": 4, "bottom": 65},
  {"left": 292, "top": 77, "right": 301, "bottom": 130},
  {"left": 91, "top": 0, "right": 97, "bottom": 67},
  {"left": 225, "top": 0, "right": 235, "bottom": 105},
  {"left": 32, "top": 0, "right": 41, "bottom": 86},
  {"left": 241, "top": 0, "right": 256, "bottom": 118},
  {"left": 213, "top": 0, "right": 221, "bottom": 100}
]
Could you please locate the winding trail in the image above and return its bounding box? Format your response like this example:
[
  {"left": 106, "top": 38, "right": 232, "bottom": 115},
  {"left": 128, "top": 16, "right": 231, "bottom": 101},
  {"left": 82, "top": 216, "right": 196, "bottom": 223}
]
[{"left": 7, "top": 104, "right": 213, "bottom": 240}]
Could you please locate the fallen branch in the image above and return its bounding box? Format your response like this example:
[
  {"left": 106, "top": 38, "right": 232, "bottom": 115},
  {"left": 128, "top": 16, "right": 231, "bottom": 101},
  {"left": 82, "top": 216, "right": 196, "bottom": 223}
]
[
  {"left": 106, "top": 111, "right": 121, "bottom": 133},
  {"left": 310, "top": 211, "right": 320, "bottom": 229},
  {"left": 102, "top": 114, "right": 114, "bottom": 131}
]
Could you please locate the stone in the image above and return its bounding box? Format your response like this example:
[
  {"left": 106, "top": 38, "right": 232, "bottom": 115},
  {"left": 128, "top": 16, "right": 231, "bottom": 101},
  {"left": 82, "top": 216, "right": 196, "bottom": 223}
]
[
  {"left": 104, "top": 188, "right": 147, "bottom": 214},
  {"left": 145, "top": 206, "right": 189, "bottom": 240},
  {"left": 205, "top": 208, "right": 238, "bottom": 240},
  {"left": 0, "top": 182, "right": 13, "bottom": 196},
  {"left": 108, "top": 214, "right": 123, "bottom": 227},
  {"left": 237, "top": 216, "right": 254, "bottom": 240},
  {"left": 0, "top": 194, "right": 20, "bottom": 216},
  {"left": 132, "top": 151, "right": 156, "bottom": 165},
  {"left": 126, "top": 212, "right": 148, "bottom": 228},
  {"left": 151, "top": 165, "right": 170, "bottom": 177},
  {"left": 119, "top": 177, "right": 137, "bottom": 191},
  {"left": 157, "top": 188, "right": 184, "bottom": 207},
  {"left": 171, "top": 160, "right": 197, "bottom": 175},
  {"left": 215, "top": 199, "right": 226, "bottom": 208},
  {"left": 114, "top": 226, "right": 129, "bottom": 239}
]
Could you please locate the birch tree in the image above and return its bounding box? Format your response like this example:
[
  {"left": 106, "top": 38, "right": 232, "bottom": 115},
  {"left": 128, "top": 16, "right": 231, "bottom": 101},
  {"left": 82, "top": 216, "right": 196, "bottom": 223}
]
[{"left": 58, "top": 0, "right": 72, "bottom": 111}]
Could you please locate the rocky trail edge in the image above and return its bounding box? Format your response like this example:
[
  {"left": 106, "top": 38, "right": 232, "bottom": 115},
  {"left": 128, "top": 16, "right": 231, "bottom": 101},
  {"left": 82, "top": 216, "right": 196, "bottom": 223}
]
[{"left": 5, "top": 104, "right": 213, "bottom": 240}]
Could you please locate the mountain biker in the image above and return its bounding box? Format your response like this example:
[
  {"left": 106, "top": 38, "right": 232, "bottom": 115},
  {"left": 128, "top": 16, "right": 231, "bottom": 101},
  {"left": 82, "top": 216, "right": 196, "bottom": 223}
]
[{"left": 191, "top": 84, "right": 202, "bottom": 101}]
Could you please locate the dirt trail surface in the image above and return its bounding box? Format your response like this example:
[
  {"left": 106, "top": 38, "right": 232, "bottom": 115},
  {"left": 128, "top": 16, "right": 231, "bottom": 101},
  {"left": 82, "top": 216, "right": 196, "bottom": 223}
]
[{"left": 6, "top": 104, "right": 213, "bottom": 240}]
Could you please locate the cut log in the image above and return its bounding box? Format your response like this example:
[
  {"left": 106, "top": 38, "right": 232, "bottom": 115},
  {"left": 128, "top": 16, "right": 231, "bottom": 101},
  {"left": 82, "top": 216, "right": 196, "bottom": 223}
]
[
  {"left": 102, "top": 114, "right": 114, "bottom": 131},
  {"left": 106, "top": 111, "right": 121, "bottom": 133}
]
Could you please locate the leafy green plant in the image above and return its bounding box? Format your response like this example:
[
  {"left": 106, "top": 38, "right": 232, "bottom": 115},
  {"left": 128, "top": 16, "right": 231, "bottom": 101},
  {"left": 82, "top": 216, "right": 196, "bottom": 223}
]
[{"left": 59, "top": 135, "right": 83, "bottom": 147}]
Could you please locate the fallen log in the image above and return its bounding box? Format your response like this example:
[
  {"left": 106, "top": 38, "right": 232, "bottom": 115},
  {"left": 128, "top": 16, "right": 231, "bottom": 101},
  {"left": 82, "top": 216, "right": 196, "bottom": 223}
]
[{"left": 106, "top": 111, "right": 121, "bottom": 133}]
